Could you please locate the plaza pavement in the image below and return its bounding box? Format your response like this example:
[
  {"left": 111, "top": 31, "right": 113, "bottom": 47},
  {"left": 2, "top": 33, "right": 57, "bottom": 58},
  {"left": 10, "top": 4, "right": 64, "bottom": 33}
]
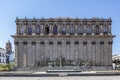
[{"left": 0, "top": 76, "right": 120, "bottom": 80}]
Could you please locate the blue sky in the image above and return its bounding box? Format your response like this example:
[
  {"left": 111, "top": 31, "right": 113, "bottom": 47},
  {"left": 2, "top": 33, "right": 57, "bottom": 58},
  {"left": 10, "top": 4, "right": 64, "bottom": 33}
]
[{"left": 0, "top": 0, "right": 120, "bottom": 54}]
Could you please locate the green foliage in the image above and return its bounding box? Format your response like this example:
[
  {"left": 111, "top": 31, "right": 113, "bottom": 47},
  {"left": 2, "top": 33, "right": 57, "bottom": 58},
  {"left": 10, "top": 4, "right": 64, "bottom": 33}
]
[
  {"left": 113, "top": 59, "right": 120, "bottom": 64},
  {"left": 0, "top": 63, "right": 14, "bottom": 71}
]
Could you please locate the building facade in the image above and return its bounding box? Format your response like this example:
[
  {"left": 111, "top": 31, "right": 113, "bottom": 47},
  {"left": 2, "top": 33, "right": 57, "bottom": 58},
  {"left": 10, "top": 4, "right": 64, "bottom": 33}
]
[
  {"left": 0, "top": 47, "right": 6, "bottom": 64},
  {"left": 12, "top": 17, "right": 115, "bottom": 70},
  {"left": 5, "top": 40, "right": 13, "bottom": 64}
]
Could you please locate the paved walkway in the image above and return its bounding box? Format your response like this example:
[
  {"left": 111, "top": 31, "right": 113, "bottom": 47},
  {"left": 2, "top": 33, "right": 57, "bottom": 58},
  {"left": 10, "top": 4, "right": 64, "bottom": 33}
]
[{"left": 0, "top": 76, "right": 120, "bottom": 80}]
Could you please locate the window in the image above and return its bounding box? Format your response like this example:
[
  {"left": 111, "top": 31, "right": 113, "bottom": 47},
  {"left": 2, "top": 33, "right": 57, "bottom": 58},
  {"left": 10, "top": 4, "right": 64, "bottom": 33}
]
[
  {"left": 45, "top": 26, "right": 49, "bottom": 35},
  {"left": 23, "top": 42, "right": 27, "bottom": 45},
  {"left": 92, "top": 42, "right": 96, "bottom": 45},
  {"left": 49, "top": 41, "right": 53, "bottom": 45},
  {"left": 2, "top": 53, "right": 4, "bottom": 57},
  {"left": 0, "top": 59, "right": 1, "bottom": 63},
  {"left": 28, "top": 26, "right": 32, "bottom": 35},
  {"left": 95, "top": 25, "right": 99, "bottom": 35},
  {"left": 86, "top": 26, "right": 92, "bottom": 35},
  {"left": 74, "top": 41, "right": 79, "bottom": 45},
  {"left": 103, "top": 26, "right": 108, "bottom": 35},
  {"left": 40, "top": 41, "right": 44, "bottom": 45},
  {"left": 0, "top": 52, "right": 1, "bottom": 57},
  {"left": 78, "top": 27, "right": 83, "bottom": 35},
  {"left": 66, "top": 41, "right": 70, "bottom": 45},
  {"left": 58, "top": 41, "right": 62, "bottom": 45},
  {"left": 36, "top": 25, "right": 41, "bottom": 34},
  {"left": 83, "top": 42, "right": 87, "bottom": 45},
  {"left": 109, "top": 42, "right": 112, "bottom": 45},
  {"left": 32, "top": 42, "right": 36, "bottom": 45},
  {"left": 2, "top": 59, "right": 4, "bottom": 63},
  {"left": 70, "top": 27, "right": 74, "bottom": 35},
  {"left": 62, "top": 27, "right": 66, "bottom": 35},
  {"left": 20, "top": 26, "right": 24, "bottom": 34},
  {"left": 53, "top": 25, "right": 58, "bottom": 35},
  {"left": 100, "top": 41, "right": 104, "bottom": 45}
]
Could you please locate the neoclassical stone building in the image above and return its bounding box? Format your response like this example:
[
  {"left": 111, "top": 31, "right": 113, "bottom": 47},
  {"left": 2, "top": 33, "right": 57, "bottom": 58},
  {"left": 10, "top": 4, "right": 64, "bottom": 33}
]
[{"left": 12, "top": 17, "right": 115, "bottom": 70}]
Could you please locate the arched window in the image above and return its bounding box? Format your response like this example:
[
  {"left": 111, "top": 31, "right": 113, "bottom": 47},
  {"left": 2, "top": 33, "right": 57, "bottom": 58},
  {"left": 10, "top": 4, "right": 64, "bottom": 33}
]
[
  {"left": 95, "top": 25, "right": 99, "bottom": 35},
  {"left": 70, "top": 27, "right": 74, "bottom": 35},
  {"left": 45, "top": 26, "right": 49, "bottom": 35},
  {"left": 36, "top": 25, "right": 41, "bottom": 35},
  {"left": 86, "top": 26, "right": 92, "bottom": 35},
  {"left": 78, "top": 27, "right": 83, "bottom": 35},
  {"left": 53, "top": 25, "right": 58, "bottom": 35},
  {"left": 62, "top": 27, "right": 66, "bottom": 35},
  {"left": 20, "top": 26, "right": 24, "bottom": 35},
  {"left": 103, "top": 26, "right": 108, "bottom": 35},
  {"left": 28, "top": 26, "right": 32, "bottom": 35}
]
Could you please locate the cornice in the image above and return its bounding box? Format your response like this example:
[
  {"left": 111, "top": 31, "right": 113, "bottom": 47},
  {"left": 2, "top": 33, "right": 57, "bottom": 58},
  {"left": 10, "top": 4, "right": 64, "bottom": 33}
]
[{"left": 11, "top": 35, "right": 115, "bottom": 38}]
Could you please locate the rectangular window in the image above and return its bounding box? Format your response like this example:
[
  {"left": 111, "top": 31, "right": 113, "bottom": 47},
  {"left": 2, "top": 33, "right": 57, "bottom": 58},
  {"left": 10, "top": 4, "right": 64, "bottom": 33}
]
[
  {"left": 49, "top": 41, "right": 53, "bottom": 45},
  {"left": 74, "top": 41, "right": 79, "bottom": 45},
  {"left": 23, "top": 42, "right": 27, "bottom": 45},
  {"left": 40, "top": 42, "right": 44, "bottom": 45},
  {"left": 32, "top": 42, "right": 36, "bottom": 45},
  {"left": 83, "top": 42, "right": 87, "bottom": 45},
  {"left": 92, "top": 42, "right": 96, "bottom": 45},
  {"left": 70, "top": 27, "right": 74, "bottom": 35},
  {"left": 109, "top": 42, "right": 112, "bottom": 45},
  {"left": 66, "top": 41, "right": 70, "bottom": 45},
  {"left": 100, "top": 41, "right": 104, "bottom": 45},
  {"left": 58, "top": 41, "right": 62, "bottom": 45},
  {"left": 2, "top": 53, "right": 4, "bottom": 57},
  {"left": 78, "top": 27, "right": 83, "bottom": 35}
]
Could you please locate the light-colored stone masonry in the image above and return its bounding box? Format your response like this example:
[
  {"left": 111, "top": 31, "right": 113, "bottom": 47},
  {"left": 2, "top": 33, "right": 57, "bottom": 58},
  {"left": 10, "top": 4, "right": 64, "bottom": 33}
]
[{"left": 12, "top": 17, "right": 115, "bottom": 70}]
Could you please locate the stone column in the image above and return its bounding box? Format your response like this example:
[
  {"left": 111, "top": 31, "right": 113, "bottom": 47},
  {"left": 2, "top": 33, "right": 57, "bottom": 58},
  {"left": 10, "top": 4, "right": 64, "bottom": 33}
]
[
  {"left": 95, "top": 41, "right": 100, "bottom": 66},
  {"left": 91, "top": 41, "right": 96, "bottom": 66},
  {"left": 14, "top": 42, "right": 19, "bottom": 67},
  {"left": 100, "top": 25, "right": 103, "bottom": 35},
  {"left": 27, "top": 41, "right": 32, "bottom": 67},
  {"left": 100, "top": 41, "right": 104, "bottom": 66},
  {"left": 87, "top": 41, "right": 92, "bottom": 63},
  {"left": 91, "top": 25, "right": 95, "bottom": 35},
  {"left": 58, "top": 25, "right": 61, "bottom": 35},
  {"left": 75, "top": 42, "right": 79, "bottom": 61},
  {"left": 16, "top": 24, "right": 19, "bottom": 35},
  {"left": 108, "top": 25, "right": 111, "bottom": 35},
  {"left": 83, "top": 42, "right": 87, "bottom": 62},
  {"left": 70, "top": 41, "right": 74, "bottom": 60},
  {"left": 49, "top": 25, "right": 53, "bottom": 35},
  {"left": 23, "top": 42, "right": 27, "bottom": 67},
  {"left": 108, "top": 41, "right": 112, "bottom": 66},
  {"left": 74, "top": 25, "right": 78, "bottom": 35},
  {"left": 66, "top": 25, "right": 70, "bottom": 35},
  {"left": 18, "top": 41, "right": 23, "bottom": 67},
  {"left": 66, "top": 42, "right": 70, "bottom": 60},
  {"left": 41, "top": 25, "right": 44, "bottom": 35},
  {"left": 36, "top": 41, "right": 40, "bottom": 62},
  {"left": 32, "top": 24, "right": 36, "bottom": 35},
  {"left": 62, "top": 41, "right": 67, "bottom": 59},
  {"left": 83, "top": 25, "right": 86, "bottom": 35},
  {"left": 104, "top": 41, "right": 109, "bottom": 66},
  {"left": 49, "top": 42, "right": 53, "bottom": 61},
  {"left": 79, "top": 41, "right": 84, "bottom": 61},
  {"left": 24, "top": 24, "right": 27, "bottom": 35}
]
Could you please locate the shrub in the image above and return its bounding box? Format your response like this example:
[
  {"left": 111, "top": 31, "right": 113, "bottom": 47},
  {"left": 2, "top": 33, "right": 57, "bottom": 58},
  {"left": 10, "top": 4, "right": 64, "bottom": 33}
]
[{"left": 0, "top": 64, "right": 14, "bottom": 71}]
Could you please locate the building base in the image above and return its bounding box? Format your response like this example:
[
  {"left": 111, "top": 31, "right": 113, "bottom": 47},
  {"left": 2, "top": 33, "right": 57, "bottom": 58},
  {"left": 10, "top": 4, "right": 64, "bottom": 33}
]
[{"left": 14, "top": 66, "right": 113, "bottom": 71}]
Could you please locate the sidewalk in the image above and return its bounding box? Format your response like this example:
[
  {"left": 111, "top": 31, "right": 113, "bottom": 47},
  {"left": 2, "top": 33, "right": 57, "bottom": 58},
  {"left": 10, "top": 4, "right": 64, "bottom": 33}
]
[{"left": 0, "top": 70, "right": 120, "bottom": 77}]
